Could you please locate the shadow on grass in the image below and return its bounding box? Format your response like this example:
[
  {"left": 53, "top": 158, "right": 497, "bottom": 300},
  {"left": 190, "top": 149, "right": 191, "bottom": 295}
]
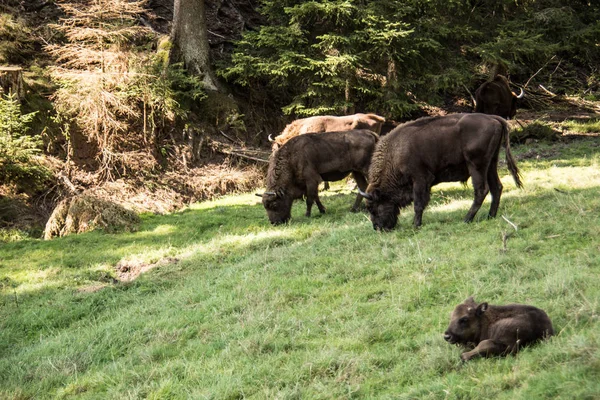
[
  {"left": 1, "top": 138, "right": 598, "bottom": 299},
  {"left": 0, "top": 182, "right": 598, "bottom": 357}
]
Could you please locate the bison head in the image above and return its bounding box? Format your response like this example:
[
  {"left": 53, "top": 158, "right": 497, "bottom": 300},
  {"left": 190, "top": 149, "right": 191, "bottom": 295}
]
[
  {"left": 257, "top": 189, "right": 293, "bottom": 225},
  {"left": 359, "top": 188, "right": 400, "bottom": 231},
  {"left": 444, "top": 297, "right": 488, "bottom": 346}
]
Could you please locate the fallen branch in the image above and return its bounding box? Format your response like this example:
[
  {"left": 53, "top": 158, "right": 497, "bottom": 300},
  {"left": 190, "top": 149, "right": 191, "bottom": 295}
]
[
  {"left": 502, "top": 215, "right": 518, "bottom": 232},
  {"left": 57, "top": 171, "right": 80, "bottom": 195},
  {"left": 208, "top": 29, "right": 226, "bottom": 39},
  {"left": 219, "top": 130, "right": 239, "bottom": 144},
  {"left": 524, "top": 55, "right": 557, "bottom": 88},
  {"left": 514, "top": 119, "right": 526, "bottom": 129},
  {"left": 208, "top": 139, "right": 270, "bottom": 164},
  {"left": 539, "top": 84, "right": 557, "bottom": 97},
  {"left": 222, "top": 149, "right": 269, "bottom": 164},
  {"left": 462, "top": 84, "right": 476, "bottom": 110}
]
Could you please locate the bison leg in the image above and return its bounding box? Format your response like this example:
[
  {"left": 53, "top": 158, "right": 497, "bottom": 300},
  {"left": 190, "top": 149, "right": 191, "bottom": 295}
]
[
  {"left": 487, "top": 159, "right": 503, "bottom": 218},
  {"left": 412, "top": 176, "right": 433, "bottom": 227},
  {"left": 305, "top": 181, "right": 326, "bottom": 217},
  {"left": 322, "top": 181, "right": 330, "bottom": 191},
  {"left": 350, "top": 172, "right": 368, "bottom": 212},
  {"left": 464, "top": 166, "right": 489, "bottom": 223},
  {"left": 460, "top": 339, "right": 510, "bottom": 362}
]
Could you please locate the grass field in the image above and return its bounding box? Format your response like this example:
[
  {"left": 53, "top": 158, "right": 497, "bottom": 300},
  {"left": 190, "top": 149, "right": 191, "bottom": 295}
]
[{"left": 1, "top": 137, "right": 599, "bottom": 399}]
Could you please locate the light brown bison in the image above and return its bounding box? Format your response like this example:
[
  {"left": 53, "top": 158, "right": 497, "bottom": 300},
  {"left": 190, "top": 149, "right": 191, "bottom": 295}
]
[
  {"left": 359, "top": 113, "right": 522, "bottom": 231},
  {"left": 270, "top": 113, "right": 385, "bottom": 150},
  {"left": 257, "top": 129, "right": 378, "bottom": 225},
  {"left": 444, "top": 297, "right": 554, "bottom": 361},
  {"left": 474, "top": 75, "right": 524, "bottom": 120}
]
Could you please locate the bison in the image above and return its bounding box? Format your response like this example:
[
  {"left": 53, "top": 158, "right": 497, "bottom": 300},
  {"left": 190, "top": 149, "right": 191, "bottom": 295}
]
[
  {"left": 270, "top": 113, "right": 385, "bottom": 151},
  {"left": 359, "top": 113, "right": 522, "bottom": 231},
  {"left": 257, "top": 129, "right": 378, "bottom": 225},
  {"left": 474, "top": 75, "right": 524, "bottom": 120},
  {"left": 444, "top": 297, "right": 554, "bottom": 361}
]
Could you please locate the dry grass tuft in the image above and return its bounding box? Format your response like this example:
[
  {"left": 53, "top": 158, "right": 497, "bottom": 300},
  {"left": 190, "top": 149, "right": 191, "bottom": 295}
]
[{"left": 43, "top": 194, "right": 140, "bottom": 239}]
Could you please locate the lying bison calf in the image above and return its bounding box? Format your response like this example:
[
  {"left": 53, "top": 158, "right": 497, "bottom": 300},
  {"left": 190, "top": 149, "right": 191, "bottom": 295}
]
[
  {"left": 444, "top": 297, "right": 553, "bottom": 361},
  {"left": 257, "top": 129, "right": 378, "bottom": 225}
]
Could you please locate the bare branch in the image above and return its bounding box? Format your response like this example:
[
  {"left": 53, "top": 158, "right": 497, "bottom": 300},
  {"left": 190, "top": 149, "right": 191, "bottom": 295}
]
[
  {"left": 524, "top": 55, "right": 557, "bottom": 88},
  {"left": 502, "top": 215, "right": 518, "bottom": 232}
]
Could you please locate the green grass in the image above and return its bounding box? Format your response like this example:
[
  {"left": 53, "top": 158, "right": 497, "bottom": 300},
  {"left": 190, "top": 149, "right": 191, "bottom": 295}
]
[
  {"left": 1, "top": 138, "right": 600, "bottom": 399},
  {"left": 563, "top": 119, "right": 600, "bottom": 134}
]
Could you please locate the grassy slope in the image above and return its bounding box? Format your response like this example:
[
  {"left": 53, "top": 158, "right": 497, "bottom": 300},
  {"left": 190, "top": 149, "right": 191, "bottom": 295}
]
[{"left": 1, "top": 138, "right": 599, "bottom": 399}]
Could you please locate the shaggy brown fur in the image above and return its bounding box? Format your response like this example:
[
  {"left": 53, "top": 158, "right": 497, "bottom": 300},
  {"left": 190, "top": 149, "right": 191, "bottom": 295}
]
[
  {"left": 444, "top": 297, "right": 554, "bottom": 361},
  {"left": 362, "top": 113, "right": 522, "bottom": 230},
  {"left": 475, "top": 75, "right": 523, "bottom": 120},
  {"left": 258, "top": 129, "right": 378, "bottom": 225},
  {"left": 272, "top": 113, "right": 385, "bottom": 150}
]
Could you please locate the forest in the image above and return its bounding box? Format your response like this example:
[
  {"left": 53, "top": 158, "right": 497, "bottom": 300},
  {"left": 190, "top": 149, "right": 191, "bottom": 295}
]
[
  {"left": 1, "top": 1, "right": 600, "bottom": 398},
  {"left": 0, "top": 0, "right": 599, "bottom": 236}
]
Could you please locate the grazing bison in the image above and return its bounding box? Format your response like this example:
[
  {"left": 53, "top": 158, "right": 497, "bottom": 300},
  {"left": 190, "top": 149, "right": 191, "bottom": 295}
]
[
  {"left": 474, "top": 75, "right": 524, "bottom": 120},
  {"left": 257, "top": 129, "right": 378, "bottom": 225},
  {"left": 444, "top": 297, "right": 554, "bottom": 361},
  {"left": 270, "top": 113, "right": 385, "bottom": 150},
  {"left": 359, "top": 113, "right": 522, "bottom": 231}
]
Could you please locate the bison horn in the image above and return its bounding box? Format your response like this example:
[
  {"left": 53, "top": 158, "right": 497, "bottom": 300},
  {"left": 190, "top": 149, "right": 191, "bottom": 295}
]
[
  {"left": 358, "top": 188, "right": 373, "bottom": 200},
  {"left": 264, "top": 191, "right": 277, "bottom": 196},
  {"left": 255, "top": 193, "right": 263, "bottom": 197},
  {"left": 268, "top": 134, "right": 275, "bottom": 142},
  {"left": 515, "top": 88, "right": 524, "bottom": 99}
]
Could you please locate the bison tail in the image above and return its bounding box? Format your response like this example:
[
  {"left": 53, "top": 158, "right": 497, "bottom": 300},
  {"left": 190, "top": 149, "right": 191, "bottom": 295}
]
[{"left": 502, "top": 121, "right": 523, "bottom": 188}]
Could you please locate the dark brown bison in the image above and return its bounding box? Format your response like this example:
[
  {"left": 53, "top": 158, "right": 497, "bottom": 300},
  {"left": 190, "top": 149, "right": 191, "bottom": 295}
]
[
  {"left": 270, "top": 113, "right": 385, "bottom": 150},
  {"left": 444, "top": 297, "right": 554, "bottom": 361},
  {"left": 359, "top": 113, "right": 522, "bottom": 231},
  {"left": 474, "top": 75, "right": 524, "bottom": 120},
  {"left": 257, "top": 129, "right": 378, "bottom": 225}
]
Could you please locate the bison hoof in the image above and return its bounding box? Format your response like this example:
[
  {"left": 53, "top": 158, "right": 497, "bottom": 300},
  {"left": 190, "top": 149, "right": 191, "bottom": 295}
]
[{"left": 460, "top": 353, "right": 472, "bottom": 362}]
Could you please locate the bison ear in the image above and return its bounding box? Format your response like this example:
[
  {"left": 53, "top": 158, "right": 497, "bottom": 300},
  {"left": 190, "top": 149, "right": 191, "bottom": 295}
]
[{"left": 476, "top": 302, "right": 488, "bottom": 316}]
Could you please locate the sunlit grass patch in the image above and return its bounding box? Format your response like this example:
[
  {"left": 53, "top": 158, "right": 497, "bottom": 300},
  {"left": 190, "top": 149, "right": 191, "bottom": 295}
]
[
  {"left": 563, "top": 118, "right": 600, "bottom": 134},
  {"left": 0, "top": 138, "right": 599, "bottom": 398}
]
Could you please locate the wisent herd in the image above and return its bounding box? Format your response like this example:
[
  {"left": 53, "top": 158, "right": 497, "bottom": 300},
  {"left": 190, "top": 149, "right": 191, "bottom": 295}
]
[{"left": 256, "top": 74, "right": 554, "bottom": 361}]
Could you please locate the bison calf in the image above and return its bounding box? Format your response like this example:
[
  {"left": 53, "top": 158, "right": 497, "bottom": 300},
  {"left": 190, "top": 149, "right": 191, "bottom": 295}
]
[{"left": 444, "top": 297, "right": 553, "bottom": 361}]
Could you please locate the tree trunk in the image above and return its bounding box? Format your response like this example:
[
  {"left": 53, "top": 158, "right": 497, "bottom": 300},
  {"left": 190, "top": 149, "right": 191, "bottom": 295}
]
[
  {"left": 0, "top": 67, "right": 24, "bottom": 100},
  {"left": 170, "top": 0, "right": 220, "bottom": 91}
]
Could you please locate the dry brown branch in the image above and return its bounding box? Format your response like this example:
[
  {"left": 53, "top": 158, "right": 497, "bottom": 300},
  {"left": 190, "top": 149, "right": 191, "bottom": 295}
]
[
  {"left": 539, "top": 84, "right": 557, "bottom": 97},
  {"left": 462, "top": 84, "right": 476, "bottom": 109},
  {"left": 219, "top": 130, "right": 241, "bottom": 144},
  {"left": 523, "top": 55, "right": 557, "bottom": 88},
  {"left": 502, "top": 215, "right": 518, "bottom": 232},
  {"left": 209, "top": 140, "right": 269, "bottom": 164},
  {"left": 226, "top": 151, "right": 269, "bottom": 164},
  {"left": 57, "top": 171, "right": 81, "bottom": 194}
]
